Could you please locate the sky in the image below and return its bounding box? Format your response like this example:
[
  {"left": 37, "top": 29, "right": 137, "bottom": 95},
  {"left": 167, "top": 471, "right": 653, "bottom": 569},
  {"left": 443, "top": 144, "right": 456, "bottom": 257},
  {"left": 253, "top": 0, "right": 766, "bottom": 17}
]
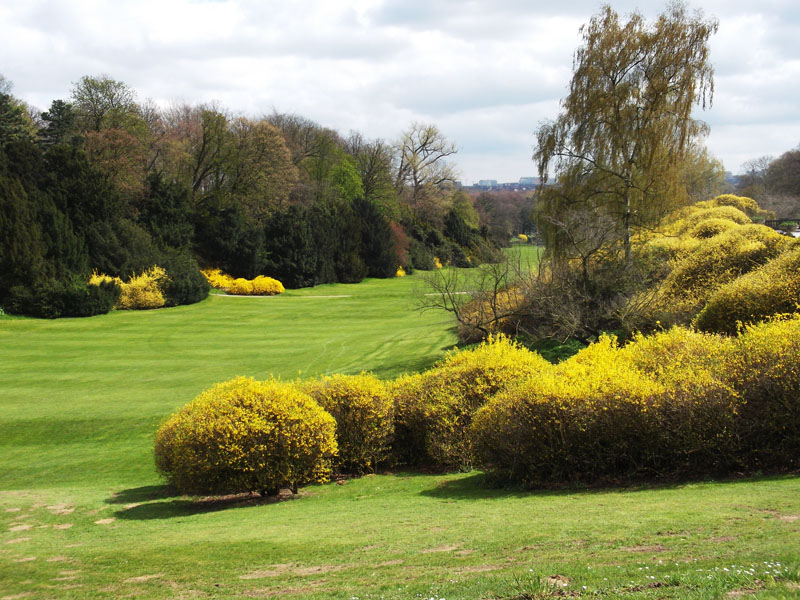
[{"left": 1, "top": 0, "right": 799, "bottom": 185}]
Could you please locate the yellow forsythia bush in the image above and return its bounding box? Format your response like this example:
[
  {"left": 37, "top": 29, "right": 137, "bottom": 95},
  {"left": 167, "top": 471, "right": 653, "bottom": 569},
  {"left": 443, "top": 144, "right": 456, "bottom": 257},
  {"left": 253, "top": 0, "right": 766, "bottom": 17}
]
[
  {"left": 433, "top": 256, "right": 443, "bottom": 269},
  {"left": 471, "top": 330, "right": 744, "bottom": 486},
  {"left": 694, "top": 244, "right": 800, "bottom": 334},
  {"left": 201, "top": 268, "right": 235, "bottom": 290},
  {"left": 251, "top": 275, "right": 285, "bottom": 295},
  {"left": 654, "top": 224, "right": 789, "bottom": 318},
  {"left": 202, "top": 269, "right": 285, "bottom": 296},
  {"left": 702, "top": 194, "right": 764, "bottom": 219},
  {"left": 302, "top": 373, "right": 393, "bottom": 474},
  {"left": 392, "top": 334, "right": 549, "bottom": 470},
  {"left": 154, "top": 377, "right": 337, "bottom": 496},
  {"left": 688, "top": 217, "right": 739, "bottom": 239},
  {"left": 718, "top": 315, "right": 800, "bottom": 469},
  {"left": 90, "top": 266, "right": 167, "bottom": 310},
  {"left": 395, "top": 266, "right": 406, "bottom": 277},
  {"left": 471, "top": 336, "right": 664, "bottom": 485},
  {"left": 664, "top": 204, "right": 751, "bottom": 237},
  {"left": 228, "top": 278, "right": 255, "bottom": 295}
]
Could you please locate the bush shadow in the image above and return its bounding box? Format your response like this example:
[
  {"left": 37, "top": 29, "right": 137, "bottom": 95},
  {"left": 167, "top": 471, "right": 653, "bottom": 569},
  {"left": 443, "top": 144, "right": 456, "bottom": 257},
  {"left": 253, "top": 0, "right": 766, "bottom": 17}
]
[
  {"left": 419, "top": 471, "right": 800, "bottom": 501},
  {"left": 108, "top": 487, "right": 301, "bottom": 520}
]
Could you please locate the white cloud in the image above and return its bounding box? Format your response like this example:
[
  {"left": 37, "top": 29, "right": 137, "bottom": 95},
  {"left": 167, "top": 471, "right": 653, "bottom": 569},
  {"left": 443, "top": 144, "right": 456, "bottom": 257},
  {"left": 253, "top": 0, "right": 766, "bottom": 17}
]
[{"left": 1, "top": 0, "right": 799, "bottom": 182}]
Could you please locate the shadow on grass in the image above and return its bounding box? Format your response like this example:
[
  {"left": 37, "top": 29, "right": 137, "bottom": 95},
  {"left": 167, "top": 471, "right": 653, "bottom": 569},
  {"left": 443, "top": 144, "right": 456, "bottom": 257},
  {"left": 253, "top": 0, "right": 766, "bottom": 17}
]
[
  {"left": 419, "top": 471, "right": 800, "bottom": 501},
  {"left": 108, "top": 486, "right": 301, "bottom": 520}
]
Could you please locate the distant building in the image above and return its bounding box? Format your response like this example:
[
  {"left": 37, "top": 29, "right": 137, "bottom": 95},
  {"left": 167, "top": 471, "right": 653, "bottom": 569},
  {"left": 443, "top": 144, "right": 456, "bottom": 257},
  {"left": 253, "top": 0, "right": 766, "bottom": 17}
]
[
  {"left": 478, "top": 179, "right": 498, "bottom": 188},
  {"left": 519, "top": 177, "right": 538, "bottom": 186}
]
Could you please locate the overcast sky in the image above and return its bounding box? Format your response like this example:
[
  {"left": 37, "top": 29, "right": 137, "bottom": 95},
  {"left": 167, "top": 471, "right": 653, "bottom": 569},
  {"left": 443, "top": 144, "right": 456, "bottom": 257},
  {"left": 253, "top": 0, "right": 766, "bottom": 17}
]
[{"left": 2, "top": 0, "right": 799, "bottom": 184}]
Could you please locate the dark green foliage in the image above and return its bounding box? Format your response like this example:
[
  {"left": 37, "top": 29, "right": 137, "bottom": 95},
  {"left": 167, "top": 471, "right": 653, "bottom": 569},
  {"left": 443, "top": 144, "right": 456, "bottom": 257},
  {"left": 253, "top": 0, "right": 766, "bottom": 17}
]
[
  {"left": 6, "top": 274, "right": 119, "bottom": 318},
  {"left": 139, "top": 172, "right": 194, "bottom": 250},
  {"left": 160, "top": 250, "right": 210, "bottom": 307},
  {"left": 444, "top": 207, "right": 475, "bottom": 247},
  {"left": 39, "top": 100, "right": 82, "bottom": 147},
  {"left": 0, "top": 93, "right": 33, "bottom": 145},
  {"left": 408, "top": 238, "right": 435, "bottom": 270},
  {"left": 354, "top": 197, "right": 396, "bottom": 278},
  {"left": 193, "top": 202, "right": 267, "bottom": 279},
  {"left": 262, "top": 206, "right": 318, "bottom": 288},
  {"left": 310, "top": 201, "right": 366, "bottom": 284}
]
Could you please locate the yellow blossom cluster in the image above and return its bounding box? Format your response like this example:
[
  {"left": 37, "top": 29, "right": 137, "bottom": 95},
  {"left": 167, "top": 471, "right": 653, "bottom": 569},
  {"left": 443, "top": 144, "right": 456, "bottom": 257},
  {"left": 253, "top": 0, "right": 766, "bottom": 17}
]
[
  {"left": 470, "top": 316, "right": 800, "bottom": 485},
  {"left": 629, "top": 194, "right": 797, "bottom": 331},
  {"left": 302, "top": 373, "right": 394, "bottom": 475},
  {"left": 201, "top": 268, "right": 285, "bottom": 296},
  {"left": 89, "top": 266, "right": 167, "bottom": 310},
  {"left": 395, "top": 266, "right": 406, "bottom": 277},
  {"left": 392, "top": 334, "right": 549, "bottom": 470},
  {"left": 154, "top": 377, "right": 337, "bottom": 496}
]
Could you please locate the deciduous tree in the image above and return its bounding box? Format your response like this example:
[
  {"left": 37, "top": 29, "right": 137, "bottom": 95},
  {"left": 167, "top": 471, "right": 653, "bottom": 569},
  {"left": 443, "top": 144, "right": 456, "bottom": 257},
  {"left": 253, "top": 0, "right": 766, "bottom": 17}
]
[{"left": 534, "top": 2, "right": 717, "bottom": 263}]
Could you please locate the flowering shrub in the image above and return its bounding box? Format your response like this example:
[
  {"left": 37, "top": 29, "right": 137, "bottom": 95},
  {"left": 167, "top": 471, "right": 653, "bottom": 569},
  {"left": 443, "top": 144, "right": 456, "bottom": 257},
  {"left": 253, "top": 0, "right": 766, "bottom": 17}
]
[
  {"left": 395, "top": 266, "right": 406, "bottom": 277},
  {"left": 664, "top": 205, "right": 751, "bottom": 237},
  {"left": 694, "top": 244, "right": 800, "bottom": 334},
  {"left": 433, "top": 256, "right": 443, "bottom": 269},
  {"left": 201, "top": 268, "right": 235, "bottom": 290},
  {"left": 517, "top": 234, "right": 528, "bottom": 243},
  {"left": 201, "top": 269, "right": 284, "bottom": 296},
  {"left": 90, "top": 266, "right": 167, "bottom": 310},
  {"left": 718, "top": 316, "right": 800, "bottom": 469},
  {"left": 471, "top": 329, "right": 743, "bottom": 486},
  {"left": 688, "top": 217, "right": 739, "bottom": 239},
  {"left": 154, "top": 377, "right": 337, "bottom": 496},
  {"left": 302, "top": 373, "right": 393, "bottom": 474},
  {"left": 251, "top": 275, "right": 285, "bottom": 296},
  {"left": 703, "top": 194, "right": 766, "bottom": 219},
  {"left": 654, "top": 224, "right": 789, "bottom": 319},
  {"left": 392, "top": 334, "right": 549, "bottom": 469}
]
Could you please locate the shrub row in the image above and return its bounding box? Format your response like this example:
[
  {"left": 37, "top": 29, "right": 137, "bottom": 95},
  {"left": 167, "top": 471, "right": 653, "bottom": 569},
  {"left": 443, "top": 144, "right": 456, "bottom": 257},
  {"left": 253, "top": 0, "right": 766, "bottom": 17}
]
[
  {"left": 155, "top": 336, "right": 541, "bottom": 495},
  {"left": 155, "top": 321, "right": 800, "bottom": 495},
  {"left": 472, "top": 317, "right": 800, "bottom": 486},
  {"left": 201, "top": 268, "right": 285, "bottom": 296},
  {"left": 633, "top": 194, "right": 797, "bottom": 332}
]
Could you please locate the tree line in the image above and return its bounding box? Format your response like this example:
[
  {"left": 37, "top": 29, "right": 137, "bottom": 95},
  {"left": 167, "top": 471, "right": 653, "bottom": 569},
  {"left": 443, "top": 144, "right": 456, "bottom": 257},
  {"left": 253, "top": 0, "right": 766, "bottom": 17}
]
[{"left": 0, "top": 74, "right": 509, "bottom": 317}]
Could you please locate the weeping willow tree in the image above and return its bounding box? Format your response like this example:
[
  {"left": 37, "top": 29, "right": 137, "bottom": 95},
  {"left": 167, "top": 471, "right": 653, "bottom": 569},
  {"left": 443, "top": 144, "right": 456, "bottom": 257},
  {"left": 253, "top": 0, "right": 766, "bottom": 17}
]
[{"left": 534, "top": 2, "right": 718, "bottom": 270}]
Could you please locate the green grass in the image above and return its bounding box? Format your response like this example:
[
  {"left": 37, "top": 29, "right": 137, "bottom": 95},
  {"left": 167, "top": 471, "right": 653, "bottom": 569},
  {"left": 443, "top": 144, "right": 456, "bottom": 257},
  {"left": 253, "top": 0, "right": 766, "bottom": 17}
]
[{"left": 1, "top": 269, "right": 799, "bottom": 599}]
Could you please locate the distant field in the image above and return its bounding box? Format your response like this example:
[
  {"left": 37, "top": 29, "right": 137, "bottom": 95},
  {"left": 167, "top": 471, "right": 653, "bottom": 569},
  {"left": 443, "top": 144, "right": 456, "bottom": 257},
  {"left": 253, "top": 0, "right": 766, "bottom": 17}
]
[{"left": 1, "top": 256, "right": 799, "bottom": 599}]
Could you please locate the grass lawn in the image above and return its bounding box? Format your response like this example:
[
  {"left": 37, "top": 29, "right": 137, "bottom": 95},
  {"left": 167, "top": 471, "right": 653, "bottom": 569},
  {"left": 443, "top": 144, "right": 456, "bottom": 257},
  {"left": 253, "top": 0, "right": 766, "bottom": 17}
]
[{"left": 1, "top": 263, "right": 799, "bottom": 599}]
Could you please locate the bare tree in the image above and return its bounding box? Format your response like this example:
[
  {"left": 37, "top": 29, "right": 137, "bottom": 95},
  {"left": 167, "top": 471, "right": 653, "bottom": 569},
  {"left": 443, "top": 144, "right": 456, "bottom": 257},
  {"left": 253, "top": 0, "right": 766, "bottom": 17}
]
[{"left": 394, "top": 122, "right": 458, "bottom": 221}]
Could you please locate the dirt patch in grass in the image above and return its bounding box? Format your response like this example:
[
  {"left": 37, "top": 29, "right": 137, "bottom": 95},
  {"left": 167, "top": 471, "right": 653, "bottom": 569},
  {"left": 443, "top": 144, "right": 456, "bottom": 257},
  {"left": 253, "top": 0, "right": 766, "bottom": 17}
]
[
  {"left": 726, "top": 590, "right": 760, "bottom": 598},
  {"left": 124, "top": 574, "right": 163, "bottom": 583},
  {"left": 243, "top": 580, "right": 328, "bottom": 597},
  {"left": 240, "top": 564, "right": 345, "bottom": 579},
  {"left": 94, "top": 518, "right": 115, "bottom": 525},
  {"left": 8, "top": 524, "right": 32, "bottom": 532},
  {"left": 621, "top": 544, "right": 667, "bottom": 553},
  {"left": 5, "top": 537, "right": 31, "bottom": 545},
  {"left": 711, "top": 535, "right": 738, "bottom": 542},
  {"left": 46, "top": 504, "right": 74, "bottom": 515},
  {"left": 12, "top": 557, "right": 36, "bottom": 563},
  {"left": 455, "top": 549, "right": 476, "bottom": 556},
  {"left": 545, "top": 575, "right": 570, "bottom": 588},
  {"left": 377, "top": 559, "right": 404, "bottom": 567},
  {"left": 458, "top": 564, "right": 503, "bottom": 574},
  {"left": 53, "top": 524, "right": 72, "bottom": 530},
  {"left": 421, "top": 544, "right": 461, "bottom": 554}
]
